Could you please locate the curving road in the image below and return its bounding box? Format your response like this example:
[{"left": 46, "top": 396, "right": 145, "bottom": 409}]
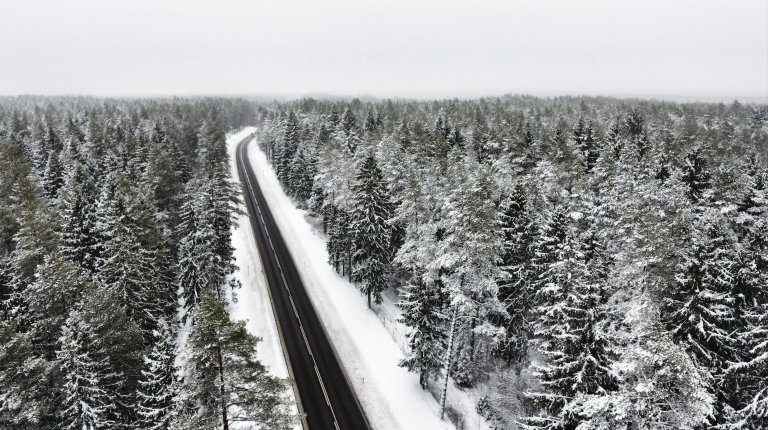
[{"left": 236, "top": 136, "right": 370, "bottom": 430}]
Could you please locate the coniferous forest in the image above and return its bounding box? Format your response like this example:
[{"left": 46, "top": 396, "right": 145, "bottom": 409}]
[
  {"left": 0, "top": 97, "right": 295, "bottom": 429},
  {"left": 1, "top": 95, "right": 767, "bottom": 430},
  {"left": 255, "top": 96, "right": 768, "bottom": 429}
]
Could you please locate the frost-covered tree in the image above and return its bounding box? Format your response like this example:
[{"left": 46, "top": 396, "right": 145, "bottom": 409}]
[
  {"left": 58, "top": 287, "right": 143, "bottom": 430},
  {"left": 58, "top": 312, "right": 114, "bottom": 430},
  {"left": 661, "top": 208, "right": 740, "bottom": 424},
  {"left": 351, "top": 155, "right": 395, "bottom": 308},
  {"left": 571, "top": 305, "right": 713, "bottom": 430},
  {"left": 494, "top": 184, "right": 538, "bottom": 366},
  {"left": 275, "top": 112, "right": 300, "bottom": 187},
  {"left": 23, "top": 253, "right": 90, "bottom": 358},
  {"left": 522, "top": 227, "right": 616, "bottom": 430},
  {"left": 177, "top": 295, "right": 295, "bottom": 430},
  {"left": 399, "top": 277, "right": 447, "bottom": 388},
  {"left": 96, "top": 168, "right": 174, "bottom": 335},
  {"left": 177, "top": 174, "right": 238, "bottom": 316},
  {"left": 0, "top": 315, "right": 49, "bottom": 429},
  {"left": 137, "top": 318, "right": 177, "bottom": 430},
  {"left": 58, "top": 158, "right": 101, "bottom": 273}
]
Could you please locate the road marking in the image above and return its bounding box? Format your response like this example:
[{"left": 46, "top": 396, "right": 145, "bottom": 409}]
[{"left": 238, "top": 142, "right": 342, "bottom": 430}]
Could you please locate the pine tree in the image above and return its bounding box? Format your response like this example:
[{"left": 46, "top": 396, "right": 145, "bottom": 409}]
[
  {"left": 351, "top": 155, "right": 394, "bottom": 308},
  {"left": 137, "top": 318, "right": 177, "bottom": 430},
  {"left": 9, "top": 168, "right": 60, "bottom": 284},
  {"left": 440, "top": 158, "right": 504, "bottom": 387},
  {"left": 178, "top": 295, "right": 295, "bottom": 430}
]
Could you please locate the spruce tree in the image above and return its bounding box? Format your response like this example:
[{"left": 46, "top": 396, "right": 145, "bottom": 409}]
[
  {"left": 0, "top": 314, "right": 49, "bottom": 429},
  {"left": 681, "top": 147, "right": 711, "bottom": 203},
  {"left": 351, "top": 155, "right": 394, "bottom": 308},
  {"left": 398, "top": 277, "right": 447, "bottom": 388},
  {"left": 178, "top": 176, "right": 237, "bottom": 314},
  {"left": 58, "top": 310, "right": 114, "bottom": 430},
  {"left": 42, "top": 149, "right": 64, "bottom": 201},
  {"left": 58, "top": 159, "right": 101, "bottom": 273},
  {"left": 23, "top": 253, "right": 90, "bottom": 358},
  {"left": 494, "top": 184, "right": 538, "bottom": 366},
  {"left": 573, "top": 305, "right": 714, "bottom": 430},
  {"left": 523, "top": 226, "right": 616, "bottom": 430},
  {"left": 661, "top": 209, "right": 740, "bottom": 424},
  {"left": 137, "top": 318, "right": 177, "bottom": 430},
  {"left": 96, "top": 169, "right": 172, "bottom": 335},
  {"left": 57, "top": 286, "right": 143, "bottom": 430},
  {"left": 276, "top": 112, "right": 300, "bottom": 187}
]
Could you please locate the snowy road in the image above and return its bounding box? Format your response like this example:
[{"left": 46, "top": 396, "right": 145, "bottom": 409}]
[{"left": 236, "top": 137, "right": 370, "bottom": 430}]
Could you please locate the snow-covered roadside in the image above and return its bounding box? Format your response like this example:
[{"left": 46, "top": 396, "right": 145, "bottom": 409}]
[
  {"left": 225, "top": 128, "right": 299, "bottom": 428},
  {"left": 244, "top": 138, "right": 459, "bottom": 430}
]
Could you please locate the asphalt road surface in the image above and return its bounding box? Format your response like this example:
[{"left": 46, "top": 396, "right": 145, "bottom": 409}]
[{"left": 236, "top": 136, "right": 370, "bottom": 430}]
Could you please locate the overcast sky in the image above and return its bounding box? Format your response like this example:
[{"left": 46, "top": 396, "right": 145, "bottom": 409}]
[{"left": 1, "top": 0, "right": 766, "bottom": 101}]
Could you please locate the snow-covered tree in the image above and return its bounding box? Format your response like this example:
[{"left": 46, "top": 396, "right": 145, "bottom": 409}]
[
  {"left": 522, "top": 226, "right": 616, "bottom": 430},
  {"left": 351, "top": 155, "right": 395, "bottom": 307},
  {"left": 661, "top": 208, "right": 740, "bottom": 424},
  {"left": 399, "top": 277, "right": 447, "bottom": 388},
  {"left": 571, "top": 304, "right": 714, "bottom": 430},
  {"left": 58, "top": 287, "right": 143, "bottom": 430},
  {"left": 0, "top": 315, "right": 49, "bottom": 428},
  {"left": 96, "top": 168, "right": 174, "bottom": 335},
  {"left": 58, "top": 158, "right": 101, "bottom": 273},
  {"left": 137, "top": 318, "right": 177, "bottom": 430},
  {"left": 178, "top": 294, "right": 295, "bottom": 430},
  {"left": 494, "top": 184, "right": 538, "bottom": 366}
]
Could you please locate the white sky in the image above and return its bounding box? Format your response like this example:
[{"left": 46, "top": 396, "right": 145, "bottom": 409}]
[{"left": 1, "top": 0, "right": 766, "bottom": 101}]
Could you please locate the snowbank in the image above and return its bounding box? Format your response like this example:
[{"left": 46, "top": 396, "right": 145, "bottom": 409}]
[
  {"left": 243, "top": 137, "right": 456, "bottom": 430},
  {"left": 226, "top": 128, "right": 299, "bottom": 428}
]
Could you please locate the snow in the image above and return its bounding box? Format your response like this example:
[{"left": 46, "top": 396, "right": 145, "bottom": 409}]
[
  {"left": 233, "top": 129, "right": 457, "bottom": 430},
  {"left": 226, "top": 127, "right": 299, "bottom": 428}
]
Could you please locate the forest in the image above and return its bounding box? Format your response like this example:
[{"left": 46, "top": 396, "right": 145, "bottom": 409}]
[
  {"left": 1, "top": 94, "right": 767, "bottom": 430},
  {"left": 254, "top": 95, "right": 768, "bottom": 429},
  {"left": 0, "top": 97, "right": 295, "bottom": 429}
]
